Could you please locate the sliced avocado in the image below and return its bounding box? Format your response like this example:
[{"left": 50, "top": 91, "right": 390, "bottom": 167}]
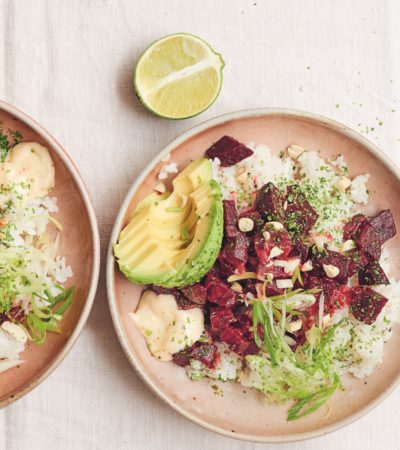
[
  {"left": 114, "top": 159, "right": 223, "bottom": 287},
  {"left": 172, "top": 157, "right": 212, "bottom": 195}
]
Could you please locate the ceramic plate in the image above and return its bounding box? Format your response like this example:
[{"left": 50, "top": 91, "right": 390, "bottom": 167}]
[
  {"left": 0, "top": 100, "right": 100, "bottom": 407},
  {"left": 107, "top": 109, "right": 400, "bottom": 442}
]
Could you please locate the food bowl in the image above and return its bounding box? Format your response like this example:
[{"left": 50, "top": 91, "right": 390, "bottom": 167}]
[
  {"left": 0, "top": 100, "right": 100, "bottom": 407},
  {"left": 107, "top": 109, "right": 400, "bottom": 442}
]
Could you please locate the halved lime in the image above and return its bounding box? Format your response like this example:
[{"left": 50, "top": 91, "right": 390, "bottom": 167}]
[{"left": 134, "top": 33, "right": 224, "bottom": 120}]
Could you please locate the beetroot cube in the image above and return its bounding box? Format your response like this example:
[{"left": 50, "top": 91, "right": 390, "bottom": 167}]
[
  {"left": 209, "top": 307, "right": 236, "bottom": 334},
  {"left": 151, "top": 285, "right": 176, "bottom": 295},
  {"left": 265, "top": 282, "right": 284, "bottom": 297},
  {"left": 180, "top": 283, "right": 207, "bottom": 305},
  {"left": 311, "top": 249, "right": 351, "bottom": 284},
  {"left": 350, "top": 286, "right": 388, "bottom": 324},
  {"left": 173, "top": 342, "right": 219, "bottom": 369},
  {"left": 220, "top": 327, "right": 251, "bottom": 356},
  {"left": 241, "top": 279, "right": 258, "bottom": 296},
  {"left": 175, "top": 294, "right": 199, "bottom": 310},
  {"left": 254, "top": 227, "right": 292, "bottom": 264},
  {"left": 151, "top": 286, "right": 198, "bottom": 310},
  {"left": 205, "top": 136, "right": 253, "bottom": 167},
  {"left": 343, "top": 214, "right": 369, "bottom": 241},
  {"left": 205, "top": 273, "right": 237, "bottom": 307},
  {"left": 172, "top": 349, "right": 191, "bottom": 367},
  {"left": 371, "top": 210, "right": 396, "bottom": 245},
  {"left": 240, "top": 209, "right": 263, "bottom": 232},
  {"left": 254, "top": 182, "right": 286, "bottom": 222},
  {"left": 355, "top": 223, "right": 381, "bottom": 260},
  {"left": 8, "top": 305, "right": 26, "bottom": 322},
  {"left": 347, "top": 249, "right": 370, "bottom": 277},
  {"left": 218, "top": 232, "right": 250, "bottom": 274},
  {"left": 285, "top": 185, "right": 318, "bottom": 236},
  {"left": 359, "top": 261, "right": 389, "bottom": 286},
  {"left": 290, "top": 240, "right": 310, "bottom": 263},
  {"left": 287, "top": 329, "right": 306, "bottom": 350},
  {"left": 223, "top": 200, "right": 239, "bottom": 238},
  {"left": 189, "top": 343, "right": 219, "bottom": 369},
  {"left": 234, "top": 311, "right": 252, "bottom": 337}
]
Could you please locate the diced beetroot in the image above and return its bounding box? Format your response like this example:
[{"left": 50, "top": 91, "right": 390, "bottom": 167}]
[
  {"left": 180, "top": 284, "right": 207, "bottom": 305},
  {"left": 151, "top": 285, "right": 175, "bottom": 295},
  {"left": 290, "top": 240, "right": 310, "bottom": 263},
  {"left": 205, "top": 136, "right": 253, "bottom": 167},
  {"left": 8, "top": 305, "right": 26, "bottom": 322},
  {"left": 188, "top": 343, "right": 219, "bottom": 369},
  {"left": 304, "top": 277, "right": 351, "bottom": 325},
  {"left": 311, "top": 249, "right": 351, "bottom": 284},
  {"left": 223, "top": 200, "right": 239, "bottom": 238},
  {"left": 207, "top": 262, "right": 224, "bottom": 279},
  {"left": 257, "top": 262, "right": 287, "bottom": 280},
  {"left": 150, "top": 286, "right": 198, "bottom": 310},
  {"left": 359, "top": 261, "right": 389, "bottom": 286},
  {"left": 234, "top": 311, "right": 252, "bottom": 337},
  {"left": 220, "top": 326, "right": 252, "bottom": 356},
  {"left": 350, "top": 286, "right": 388, "bottom": 325},
  {"left": 175, "top": 294, "right": 199, "bottom": 310},
  {"left": 254, "top": 227, "right": 292, "bottom": 264},
  {"left": 347, "top": 249, "right": 370, "bottom": 277},
  {"left": 172, "top": 350, "right": 191, "bottom": 367},
  {"left": 0, "top": 313, "right": 8, "bottom": 326},
  {"left": 209, "top": 307, "right": 236, "bottom": 334},
  {"left": 343, "top": 214, "right": 369, "bottom": 241},
  {"left": 287, "top": 329, "right": 306, "bottom": 350},
  {"left": 328, "top": 284, "right": 352, "bottom": 313},
  {"left": 371, "top": 210, "right": 396, "bottom": 245},
  {"left": 254, "top": 182, "right": 286, "bottom": 222},
  {"left": 285, "top": 185, "right": 318, "bottom": 236},
  {"left": 265, "top": 282, "right": 285, "bottom": 297},
  {"left": 173, "top": 342, "right": 219, "bottom": 369},
  {"left": 242, "top": 341, "right": 259, "bottom": 356},
  {"left": 218, "top": 232, "right": 250, "bottom": 274},
  {"left": 205, "top": 273, "right": 237, "bottom": 307},
  {"left": 242, "top": 279, "right": 258, "bottom": 296},
  {"left": 240, "top": 209, "right": 263, "bottom": 232},
  {"left": 355, "top": 223, "right": 381, "bottom": 260}
]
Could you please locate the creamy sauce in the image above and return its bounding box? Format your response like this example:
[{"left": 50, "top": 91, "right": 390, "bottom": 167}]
[
  {"left": 1, "top": 142, "right": 55, "bottom": 198},
  {"left": 130, "top": 290, "right": 204, "bottom": 361}
]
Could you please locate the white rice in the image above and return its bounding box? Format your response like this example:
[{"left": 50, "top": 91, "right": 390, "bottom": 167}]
[
  {"left": 158, "top": 162, "right": 178, "bottom": 180},
  {"left": 186, "top": 343, "right": 243, "bottom": 382},
  {"left": 351, "top": 174, "right": 370, "bottom": 204},
  {"left": 212, "top": 144, "right": 294, "bottom": 207}
]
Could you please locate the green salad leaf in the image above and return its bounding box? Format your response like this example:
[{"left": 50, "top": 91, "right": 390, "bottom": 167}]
[
  {"left": 250, "top": 296, "right": 346, "bottom": 421},
  {"left": 26, "top": 286, "right": 75, "bottom": 345}
]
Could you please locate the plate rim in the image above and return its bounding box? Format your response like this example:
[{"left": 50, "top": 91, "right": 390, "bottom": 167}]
[
  {"left": 106, "top": 107, "right": 400, "bottom": 443},
  {"left": 0, "top": 99, "right": 101, "bottom": 408}
]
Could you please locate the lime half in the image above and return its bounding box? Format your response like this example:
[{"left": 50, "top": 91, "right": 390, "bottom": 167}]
[{"left": 134, "top": 33, "right": 224, "bottom": 119}]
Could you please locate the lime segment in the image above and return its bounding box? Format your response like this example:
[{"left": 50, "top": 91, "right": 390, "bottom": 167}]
[{"left": 134, "top": 33, "right": 224, "bottom": 119}]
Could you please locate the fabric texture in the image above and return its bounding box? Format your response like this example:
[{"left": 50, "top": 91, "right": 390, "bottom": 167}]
[{"left": 1, "top": 0, "right": 400, "bottom": 448}]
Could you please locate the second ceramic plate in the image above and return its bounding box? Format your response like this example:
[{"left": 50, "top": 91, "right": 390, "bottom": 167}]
[{"left": 107, "top": 109, "right": 400, "bottom": 442}]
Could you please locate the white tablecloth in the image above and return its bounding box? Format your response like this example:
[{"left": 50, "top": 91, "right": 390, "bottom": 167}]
[{"left": 1, "top": 0, "right": 400, "bottom": 448}]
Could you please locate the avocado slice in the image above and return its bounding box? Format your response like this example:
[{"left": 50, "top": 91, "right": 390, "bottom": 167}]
[{"left": 114, "top": 158, "right": 223, "bottom": 287}]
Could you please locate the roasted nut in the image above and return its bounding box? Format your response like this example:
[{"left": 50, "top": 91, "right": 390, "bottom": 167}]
[
  {"left": 288, "top": 144, "right": 305, "bottom": 159},
  {"left": 238, "top": 217, "right": 254, "bottom": 232},
  {"left": 323, "top": 263, "right": 340, "bottom": 278}
]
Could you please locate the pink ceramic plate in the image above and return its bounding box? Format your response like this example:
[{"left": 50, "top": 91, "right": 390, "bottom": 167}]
[
  {"left": 0, "top": 100, "right": 100, "bottom": 407},
  {"left": 107, "top": 109, "right": 400, "bottom": 442}
]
